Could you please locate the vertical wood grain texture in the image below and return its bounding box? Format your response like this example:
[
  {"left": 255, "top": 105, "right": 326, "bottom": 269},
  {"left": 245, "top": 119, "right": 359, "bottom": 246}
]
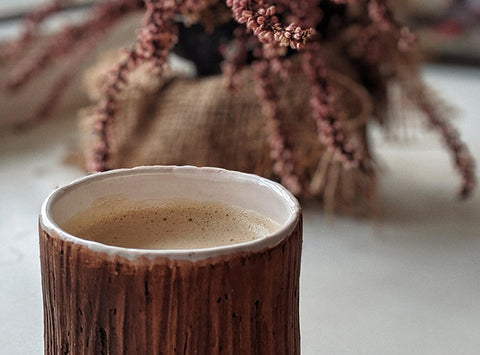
[{"left": 40, "top": 220, "right": 302, "bottom": 354}]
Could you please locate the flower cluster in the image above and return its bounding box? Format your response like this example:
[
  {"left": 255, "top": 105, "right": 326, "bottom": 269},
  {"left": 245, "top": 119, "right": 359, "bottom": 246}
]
[
  {"left": 91, "top": 0, "right": 178, "bottom": 171},
  {"left": 303, "top": 43, "right": 362, "bottom": 168},
  {"left": 278, "top": 0, "right": 323, "bottom": 28},
  {"left": 254, "top": 57, "right": 302, "bottom": 194},
  {"left": 367, "top": 0, "right": 416, "bottom": 51},
  {"left": 413, "top": 84, "right": 476, "bottom": 198},
  {"left": 221, "top": 27, "right": 250, "bottom": 90},
  {"left": 227, "top": 0, "right": 313, "bottom": 49}
]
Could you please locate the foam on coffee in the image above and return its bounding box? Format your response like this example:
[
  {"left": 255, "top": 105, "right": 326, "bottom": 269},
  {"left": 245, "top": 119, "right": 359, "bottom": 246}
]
[{"left": 61, "top": 195, "right": 281, "bottom": 249}]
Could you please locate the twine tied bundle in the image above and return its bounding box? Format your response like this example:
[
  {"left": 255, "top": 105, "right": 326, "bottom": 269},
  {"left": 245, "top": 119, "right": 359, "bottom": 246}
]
[{"left": 79, "top": 52, "right": 375, "bottom": 214}]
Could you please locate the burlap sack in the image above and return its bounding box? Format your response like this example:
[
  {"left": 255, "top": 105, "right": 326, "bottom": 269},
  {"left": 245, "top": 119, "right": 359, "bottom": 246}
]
[{"left": 79, "top": 53, "right": 375, "bottom": 214}]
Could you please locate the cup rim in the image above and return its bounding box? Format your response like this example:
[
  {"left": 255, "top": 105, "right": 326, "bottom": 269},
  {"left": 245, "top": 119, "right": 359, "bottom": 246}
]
[{"left": 40, "top": 166, "right": 301, "bottom": 261}]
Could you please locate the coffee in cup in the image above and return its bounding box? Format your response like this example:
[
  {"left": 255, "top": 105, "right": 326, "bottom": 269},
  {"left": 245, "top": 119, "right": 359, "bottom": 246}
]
[{"left": 61, "top": 196, "right": 281, "bottom": 249}]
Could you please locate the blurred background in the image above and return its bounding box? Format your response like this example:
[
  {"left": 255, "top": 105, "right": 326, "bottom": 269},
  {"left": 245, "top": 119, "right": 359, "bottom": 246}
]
[
  {"left": 392, "top": 0, "right": 480, "bottom": 65},
  {"left": 0, "top": 1, "right": 479, "bottom": 354}
]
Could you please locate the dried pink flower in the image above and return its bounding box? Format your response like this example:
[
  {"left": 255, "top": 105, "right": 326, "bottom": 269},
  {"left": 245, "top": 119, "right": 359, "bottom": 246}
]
[
  {"left": 303, "top": 43, "right": 362, "bottom": 168},
  {"left": 2, "top": 0, "right": 475, "bottom": 200},
  {"left": 227, "top": 0, "right": 313, "bottom": 49},
  {"left": 367, "top": 0, "right": 416, "bottom": 50},
  {"left": 91, "top": 0, "right": 178, "bottom": 171},
  {"left": 413, "top": 84, "right": 476, "bottom": 198},
  {"left": 254, "top": 54, "right": 302, "bottom": 194},
  {"left": 222, "top": 26, "right": 250, "bottom": 90}
]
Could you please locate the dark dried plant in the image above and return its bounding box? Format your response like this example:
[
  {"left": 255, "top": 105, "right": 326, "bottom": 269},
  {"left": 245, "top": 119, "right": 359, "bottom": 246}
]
[{"left": 1, "top": 0, "right": 476, "bottom": 197}]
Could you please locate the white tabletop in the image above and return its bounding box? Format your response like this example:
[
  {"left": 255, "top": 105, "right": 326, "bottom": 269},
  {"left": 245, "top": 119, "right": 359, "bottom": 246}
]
[{"left": 0, "top": 64, "right": 479, "bottom": 354}]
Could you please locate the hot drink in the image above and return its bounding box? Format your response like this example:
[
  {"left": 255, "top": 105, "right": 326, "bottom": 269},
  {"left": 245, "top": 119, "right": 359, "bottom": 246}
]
[{"left": 61, "top": 196, "right": 280, "bottom": 249}]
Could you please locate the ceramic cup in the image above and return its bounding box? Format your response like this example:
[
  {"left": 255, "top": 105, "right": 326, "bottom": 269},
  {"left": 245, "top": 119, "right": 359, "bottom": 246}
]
[{"left": 39, "top": 166, "right": 302, "bottom": 354}]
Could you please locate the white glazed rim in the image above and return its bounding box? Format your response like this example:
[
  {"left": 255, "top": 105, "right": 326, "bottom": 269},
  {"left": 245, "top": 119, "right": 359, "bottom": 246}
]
[{"left": 40, "top": 166, "right": 301, "bottom": 261}]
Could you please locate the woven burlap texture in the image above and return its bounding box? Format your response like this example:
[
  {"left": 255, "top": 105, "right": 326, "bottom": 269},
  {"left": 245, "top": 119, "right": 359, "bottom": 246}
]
[{"left": 80, "top": 53, "right": 375, "bottom": 213}]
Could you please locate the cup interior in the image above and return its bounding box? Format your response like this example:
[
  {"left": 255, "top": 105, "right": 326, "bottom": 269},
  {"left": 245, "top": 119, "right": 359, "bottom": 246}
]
[{"left": 42, "top": 166, "right": 300, "bottom": 260}]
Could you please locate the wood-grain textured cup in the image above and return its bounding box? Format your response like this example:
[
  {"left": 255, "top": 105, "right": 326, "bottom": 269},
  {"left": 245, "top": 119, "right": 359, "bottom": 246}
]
[{"left": 39, "top": 166, "right": 302, "bottom": 354}]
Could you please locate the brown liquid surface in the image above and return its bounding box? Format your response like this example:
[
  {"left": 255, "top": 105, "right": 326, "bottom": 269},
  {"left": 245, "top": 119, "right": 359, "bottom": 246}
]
[{"left": 61, "top": 196, "right": 280, "bottom": 249}]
